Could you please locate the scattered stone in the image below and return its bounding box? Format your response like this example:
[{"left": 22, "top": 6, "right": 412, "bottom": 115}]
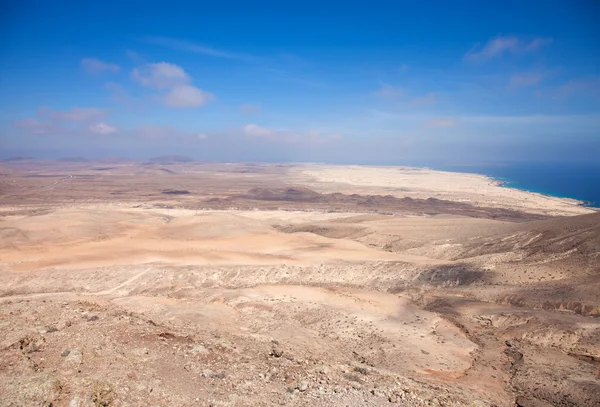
[
  {"left": 190, "top": 344, "right": 209, "bottom": 355},
  {"left": 65, "top": 349, "right": 83, "bottom": 364},
  {"left": 61, "top": 349, "right": 71, "bottom": 357},
  {"left": 354, "top": 365, "right": 369, "bottom": 375},
  {"left": 297, "top": 381, "right": 308, "bottom": 392}
]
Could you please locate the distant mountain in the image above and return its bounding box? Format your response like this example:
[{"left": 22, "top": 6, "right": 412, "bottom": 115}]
[
  {"left": 3, "top": 156, "right": 34, "bottom": 162},
  {"left": 146, "top": 155, "right": 196, "bottom": 165},
  {"left": 56, "top": 156, "right": 90, "bottom": 162},
  {"left": 98, "top": 156, "right": 135, "bottom": 164}
]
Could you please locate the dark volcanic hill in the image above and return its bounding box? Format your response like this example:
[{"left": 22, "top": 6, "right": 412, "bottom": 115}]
[{"left": 237, "top": 187, "right": 548, "bottom": 222}]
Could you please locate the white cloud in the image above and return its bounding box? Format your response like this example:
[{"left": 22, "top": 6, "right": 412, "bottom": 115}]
[
  {"left": 242, "top": 124, "right": 339, "bottom": 144},
  {"left": 425, "top": 118, "right": 458, "bottom": 128},
  {"left": 131, "top": 62, "right": 213, "bottom": 108},
  {"left": 374, "top": 85, "right": 404, "bottom": 99},
  {"left": 243, "top": 124, "right": 275, "bottom": 137},
  {"left": 163, "top": 85, "right": 213, "bottom": 108},
  {"left": 523, "top": 37, "right": 553, "bottom": 52},
  {"left": 556, "top": 77, "right": 600, "bottom": 98},
  {"left": 13, "top": 118, "right": 52, "bottom": 134},
  {"left": 13, "top": 106, "right": 110, "bottom": 136},
  {"left": 130, "top": 125, "right": 178, "bottom": 140},
  {"left": 88, "top": 122, "right": 117, "bottom": 135},
  {"left": 132, "top": 62, "right": 190, "bottom": 89},
  {"left": 240, "top": 103, "right": 262, "bottom": 114},
  {"left": 465, "top": 36, "right": 552, "bottom": 61},
  {"left": 129, "top": 125, "right": 207, "bottom": 141},
  {"left": 510, "top": 73, "right": 543, "bottom": 87},
  {"left": 410, "top": 92, "right": 437, "bottom": 107},
  {"left": 81, "top": 58, "right": 120, "bottom": 74},
  {"left": 49, "top": 107, "right": 107, "bottom": 122}
]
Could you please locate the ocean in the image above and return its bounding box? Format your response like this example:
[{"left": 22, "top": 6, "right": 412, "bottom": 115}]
[{"left": 432, "top": 162, "right": 600, "bottom": 208}]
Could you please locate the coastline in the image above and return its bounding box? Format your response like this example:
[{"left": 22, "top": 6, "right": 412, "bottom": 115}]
[
  {"left": 295, "top": 164, "right": 595, "bottom": 217},
  {"left": 429, "top": 162, "right": 600, "bottom": 209},
  {"left": 491, "top": 177, "right": 597, "bottom": 209}
]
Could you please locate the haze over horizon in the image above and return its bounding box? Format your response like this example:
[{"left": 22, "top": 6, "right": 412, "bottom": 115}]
[{"left": 1, "top": 1, "right": 599, "bottom": 164}]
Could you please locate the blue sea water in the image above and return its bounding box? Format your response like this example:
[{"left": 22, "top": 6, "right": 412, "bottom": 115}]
[{"left": 431, "top": 162, "right": 600, "bottom": 208}]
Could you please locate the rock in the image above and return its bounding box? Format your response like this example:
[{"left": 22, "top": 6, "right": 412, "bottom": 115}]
[
  {"left": 270, "top": 347, "right": 284, "bottom": 358},
  {"left": 85, "top": 314, "right": 99, "bottom": 322},
  {"left": 61, "top": 349, "right": 71, "bottom": 357},
  {"left": 190, "top": 344, "right": 209, "bottom": 355},
  {"left": 65, "top": 349, "right": 83, "bottom": 364},
  {"left": 297, "top": 381, "right": 308, "bottom": 392},
  {"left": 389, "top": 394, "right": 399, "bottom": 403}
]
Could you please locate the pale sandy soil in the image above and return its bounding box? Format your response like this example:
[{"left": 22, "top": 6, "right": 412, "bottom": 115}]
[
  {"left": 1, "top": 162, "right": 598, "bottom": 407},
  {"left": 294, "top": 164, "right": 594, "bottom": 216}
]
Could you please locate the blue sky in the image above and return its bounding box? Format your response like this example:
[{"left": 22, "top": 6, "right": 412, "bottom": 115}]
[{"left": 1, "top": 0, "right": 599, "bottom": 163}]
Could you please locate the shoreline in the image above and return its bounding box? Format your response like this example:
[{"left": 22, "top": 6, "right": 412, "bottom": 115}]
[
  {"left": 296, "top": 164, "right": 596, "bottom": 217},
  {"left": 427, "top": 167, "right": 595, "bottom": 209},
  {"left": 425, "top": 162, "right": 599, "bottom": 210},
  {"left": 483, "top": 175, "right": 596, "bottom": 209}
]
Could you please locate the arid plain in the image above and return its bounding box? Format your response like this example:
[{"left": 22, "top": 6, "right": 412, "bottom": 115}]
[{"left": 0, "top": 158, "right": 599, "bottom": 407}]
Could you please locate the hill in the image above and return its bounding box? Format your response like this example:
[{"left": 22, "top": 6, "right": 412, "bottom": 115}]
[{"left": 146, "top": 155, "right": 195, "bottom": 165}]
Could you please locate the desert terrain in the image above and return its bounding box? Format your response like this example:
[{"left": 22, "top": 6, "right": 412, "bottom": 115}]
[{"left": 0, "top": 158, "right": 598, "bottom": 407}]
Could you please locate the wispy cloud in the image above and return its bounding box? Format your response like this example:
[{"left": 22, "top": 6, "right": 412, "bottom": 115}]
[
  {"left": 125, "top": 49, "right": 145, "bottom": 63},
  {"left": 45, "top": 107, "right": 107, "bottom": 122},
  {"left": 240, "top": 104, "right": 262, "bottom": 114},
  {"left": 425, "top": 117, "right": 458, "bottom": 128},
  {"left": 242, "top": 124, "right": 340, "bottom": 144},
  {"left": 13, "top": 106, "right": 114, "bottom": 136},
  {"left": 13, "top": 118, "right": 53, "bottom": 135},
  {"left": 127, "top": 125, "right": 210, "bottom": 142},
  {"left": 105, "top": 82, "right": 141, "bottom": 108},
  {"left": 88, "top": 122, "right": 117, "bottom": 135},
  {"left": 410, "top": 92, "right": 437, "bottom": 107},
  {"left": 556, "top": 77, "right": 600, "bottom": 99},
  {"left": 465, "top": 35, "right": 552, "bottom": 61},
  {"left": 462, "top": 114, "right": 600, "bottom": 125},
  {"left": 374, "top": 84, "right": 404, "bottom": 99},
  {"left": 243, "top": 124, "right": 275, "bottom": 137},
  {"left": 143, "top": 36, "right": 257, "bottom": 62},
  {"left": 510, "top": 73, "right": 544, "bottom": 87},
  {"left": 81, "top": 58, "right": 120, "bottom": 74}
]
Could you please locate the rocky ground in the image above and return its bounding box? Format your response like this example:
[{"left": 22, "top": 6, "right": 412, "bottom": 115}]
[{"left": 0, "top": 161, "right": 598, "bottom": 406}]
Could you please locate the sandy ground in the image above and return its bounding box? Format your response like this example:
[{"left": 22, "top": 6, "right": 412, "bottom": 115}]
[
  {"left": 295, "top": 164, "right": 593, "bottom": 216},
  {"left": 0, "top": 161, "right": 598, "bottom": 407}
]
